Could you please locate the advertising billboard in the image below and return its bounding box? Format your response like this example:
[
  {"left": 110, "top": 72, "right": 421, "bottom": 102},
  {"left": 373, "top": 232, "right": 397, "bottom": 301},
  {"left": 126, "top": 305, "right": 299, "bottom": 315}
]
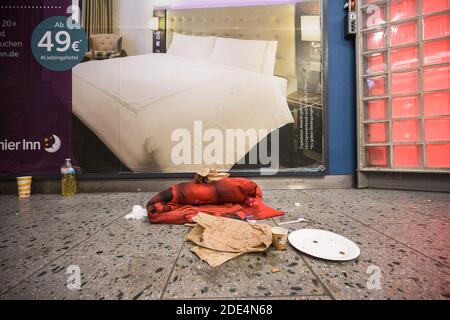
[{"left": 0, "top": 0, "right": 326, "bottom": 177}]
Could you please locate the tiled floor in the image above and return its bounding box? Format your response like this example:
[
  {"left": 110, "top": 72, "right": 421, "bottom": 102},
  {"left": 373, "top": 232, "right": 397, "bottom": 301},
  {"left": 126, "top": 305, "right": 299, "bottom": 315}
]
[{"left": 0, "top": 189, "right": 449, "bottom": 300}]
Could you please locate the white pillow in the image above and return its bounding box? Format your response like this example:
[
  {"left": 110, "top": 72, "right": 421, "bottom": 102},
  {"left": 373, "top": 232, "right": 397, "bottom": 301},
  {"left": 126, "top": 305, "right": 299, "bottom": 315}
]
[
  {"left": 168, "top": 33, "right": 216, "bottom": 60},
  {"left": 263, "top": 41, "right": 278, "bottom": 76},
  {"left": 207, "top": 37, "right": 278, "bottom": 75}
]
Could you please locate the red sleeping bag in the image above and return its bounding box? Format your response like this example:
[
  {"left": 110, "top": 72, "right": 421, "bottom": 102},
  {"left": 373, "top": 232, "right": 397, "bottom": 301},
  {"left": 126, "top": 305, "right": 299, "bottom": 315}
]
[{"left": 146, "top": 177, "right": 284, "bottom": 224}]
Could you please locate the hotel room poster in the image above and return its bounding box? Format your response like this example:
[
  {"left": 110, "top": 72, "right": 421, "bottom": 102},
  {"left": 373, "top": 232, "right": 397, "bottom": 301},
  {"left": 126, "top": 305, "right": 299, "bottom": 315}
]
[{"left": 0, "top": 0, "right": 325, "bottom": 177}]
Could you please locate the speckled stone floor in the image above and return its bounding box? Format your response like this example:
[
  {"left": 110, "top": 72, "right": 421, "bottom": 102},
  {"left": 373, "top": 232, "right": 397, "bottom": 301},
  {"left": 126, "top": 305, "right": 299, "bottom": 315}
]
[{"left": 0, "top": 188, "right": 449, "bottom": 300}]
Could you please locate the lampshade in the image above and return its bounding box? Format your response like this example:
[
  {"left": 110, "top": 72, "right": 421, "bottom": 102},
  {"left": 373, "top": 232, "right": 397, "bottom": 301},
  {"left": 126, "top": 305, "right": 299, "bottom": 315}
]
[
  {"left": 301, "top": 16, "right": 321, "bottom": 42},
  {"left": 149, "top": 17, "right": 159, "bottom": 31}
]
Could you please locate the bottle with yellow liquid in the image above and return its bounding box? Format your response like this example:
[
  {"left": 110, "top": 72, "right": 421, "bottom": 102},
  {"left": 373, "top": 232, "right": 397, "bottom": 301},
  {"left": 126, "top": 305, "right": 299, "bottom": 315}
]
[{"left": 61, "top": 158, "right": 77, "bottom": 197}]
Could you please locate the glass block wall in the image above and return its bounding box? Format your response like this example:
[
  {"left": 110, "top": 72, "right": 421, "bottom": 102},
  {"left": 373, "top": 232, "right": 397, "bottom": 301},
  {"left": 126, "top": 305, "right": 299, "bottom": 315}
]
[{"left": 357, "top": 0, "right": 450, "bottom": 171}]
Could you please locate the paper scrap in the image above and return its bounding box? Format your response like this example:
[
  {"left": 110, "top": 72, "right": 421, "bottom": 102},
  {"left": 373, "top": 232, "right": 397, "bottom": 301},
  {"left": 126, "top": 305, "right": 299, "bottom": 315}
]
[
  {"left": 278, "top": 218, "right": 308, "bottom": 226},
  {"left": 125, "top": 205, "right": 147, "bottom": 220},
  {"left": 271, "top": 266, "right": 282, "bottom": 273},
  {"left": 185, "top": 213, "right": 273, "bottom": 267},
  {"left": 185, "top": 223, "right": 197, "bottom": 227}
]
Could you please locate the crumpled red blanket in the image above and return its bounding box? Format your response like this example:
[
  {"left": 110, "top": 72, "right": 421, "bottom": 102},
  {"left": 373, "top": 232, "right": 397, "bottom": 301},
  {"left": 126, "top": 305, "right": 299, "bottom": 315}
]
[{"left": 146, "top": 177, "right": 284, "bottom": 224}]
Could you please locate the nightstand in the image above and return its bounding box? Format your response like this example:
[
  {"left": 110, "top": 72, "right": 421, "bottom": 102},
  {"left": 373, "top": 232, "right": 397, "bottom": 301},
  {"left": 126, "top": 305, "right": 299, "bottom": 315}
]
[
  {"left": 286, "top": 90, "right": 323, "bottom": 164},
  {"left": 152, "top": 10, "right": 167, "bottom": 53},
  {"left": 153, "top": 31, "right": 166, "bottom": 53}
]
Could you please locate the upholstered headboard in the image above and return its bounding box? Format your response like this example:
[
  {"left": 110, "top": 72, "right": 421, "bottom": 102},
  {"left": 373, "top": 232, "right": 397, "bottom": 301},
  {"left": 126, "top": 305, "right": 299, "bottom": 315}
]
[{"left": 166, "top": 4, "right": 296, "bottom": 94}]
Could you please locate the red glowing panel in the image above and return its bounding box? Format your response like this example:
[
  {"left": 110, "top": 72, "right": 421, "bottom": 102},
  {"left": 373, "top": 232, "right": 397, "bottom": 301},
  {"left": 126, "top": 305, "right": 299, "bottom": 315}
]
[
  {"left": 363, "top": 5, "right": 386, "bottom": 28},
  {"left": 423, "top": 39, "right": 450, "bottom": 65},
  {"left": 394, "top": 145, "right": 422, "bottom": 168},
  {"left": 367, "top": 123, "right": 387, "bottom": 143},
  {"left": 425, "top": 118, "right": 450, "bottom": 141},
  {"left": 368, "top": 147, "right": 388, "bottom": 166},
  {"left": 391, "top": 72, "right": 419, "bottom": 94},
  {"left": 427, "top": 144, "right": 450, "bottom": 168},
  {"left": 366, "top": 76, "right": 386, "bottom": 96},
  {"left": 366, "top": 53, "right": 386, "bottom": 74},
  {"left": 424, "top": 91, "right": 450, "bottom": 116},
  {"left": 391, "top": 46, "right": 418, "bottom": 70},
  {"left": 392, "top": 96, "right": 419, "bottom": 118},
  {"left": 365, "top": 30, "right": 386, "bottom": 50},
  {"left": 423, "top": 66, "right": 450, "bottom": 91},
  {"left": 390, "top": 21, "right": 418, "bottom": 46},
  {"left": 393, "top": 120, "right": 420, "bottom": 142},
  {"left": 390, "top": 0, "right": 418, "bottom": 22},
  {"left": 423, "top": 13, "right": 450, "bottom": 40},
  {"left": 422, "top": 0, "right": 450, "bottom": 15},
  {"left": 367, "top": 100, "right": 387, "bottom": 120}
]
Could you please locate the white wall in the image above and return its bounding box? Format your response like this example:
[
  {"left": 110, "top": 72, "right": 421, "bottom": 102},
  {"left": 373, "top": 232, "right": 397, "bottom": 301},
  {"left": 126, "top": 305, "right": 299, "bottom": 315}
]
[
  {"left": 153, "top": 0, "right": 298, "bottom": 9},
  {"left": 113, "top": 0, "right": 154, "bottom": 56}
]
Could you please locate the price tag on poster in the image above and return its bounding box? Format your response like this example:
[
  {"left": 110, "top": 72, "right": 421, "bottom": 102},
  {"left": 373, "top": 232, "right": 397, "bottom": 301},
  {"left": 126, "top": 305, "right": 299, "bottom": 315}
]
[{"left": 31, "top": 16, "right": 87, "bottom": 71}]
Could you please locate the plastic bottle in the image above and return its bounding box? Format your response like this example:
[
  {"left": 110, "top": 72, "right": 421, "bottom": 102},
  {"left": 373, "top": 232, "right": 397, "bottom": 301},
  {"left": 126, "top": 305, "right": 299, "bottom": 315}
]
[{"left": 61, "top": 158, "right": 77, "bottom": 196}]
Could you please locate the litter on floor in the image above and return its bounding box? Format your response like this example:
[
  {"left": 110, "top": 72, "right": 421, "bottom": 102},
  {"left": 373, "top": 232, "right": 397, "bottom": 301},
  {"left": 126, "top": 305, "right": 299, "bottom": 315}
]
[
  {"left": 0, "top": 187, "right": 449, "bottom": 300},
  {"left": 185, "top": 212, "right": 273, "bottom": 267}
]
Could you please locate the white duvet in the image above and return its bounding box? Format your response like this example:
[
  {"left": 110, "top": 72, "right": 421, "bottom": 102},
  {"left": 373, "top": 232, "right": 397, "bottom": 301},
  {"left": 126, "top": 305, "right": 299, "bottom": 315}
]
[{"left": 72, "top": 53, "right": 294, "bottom": 172}]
